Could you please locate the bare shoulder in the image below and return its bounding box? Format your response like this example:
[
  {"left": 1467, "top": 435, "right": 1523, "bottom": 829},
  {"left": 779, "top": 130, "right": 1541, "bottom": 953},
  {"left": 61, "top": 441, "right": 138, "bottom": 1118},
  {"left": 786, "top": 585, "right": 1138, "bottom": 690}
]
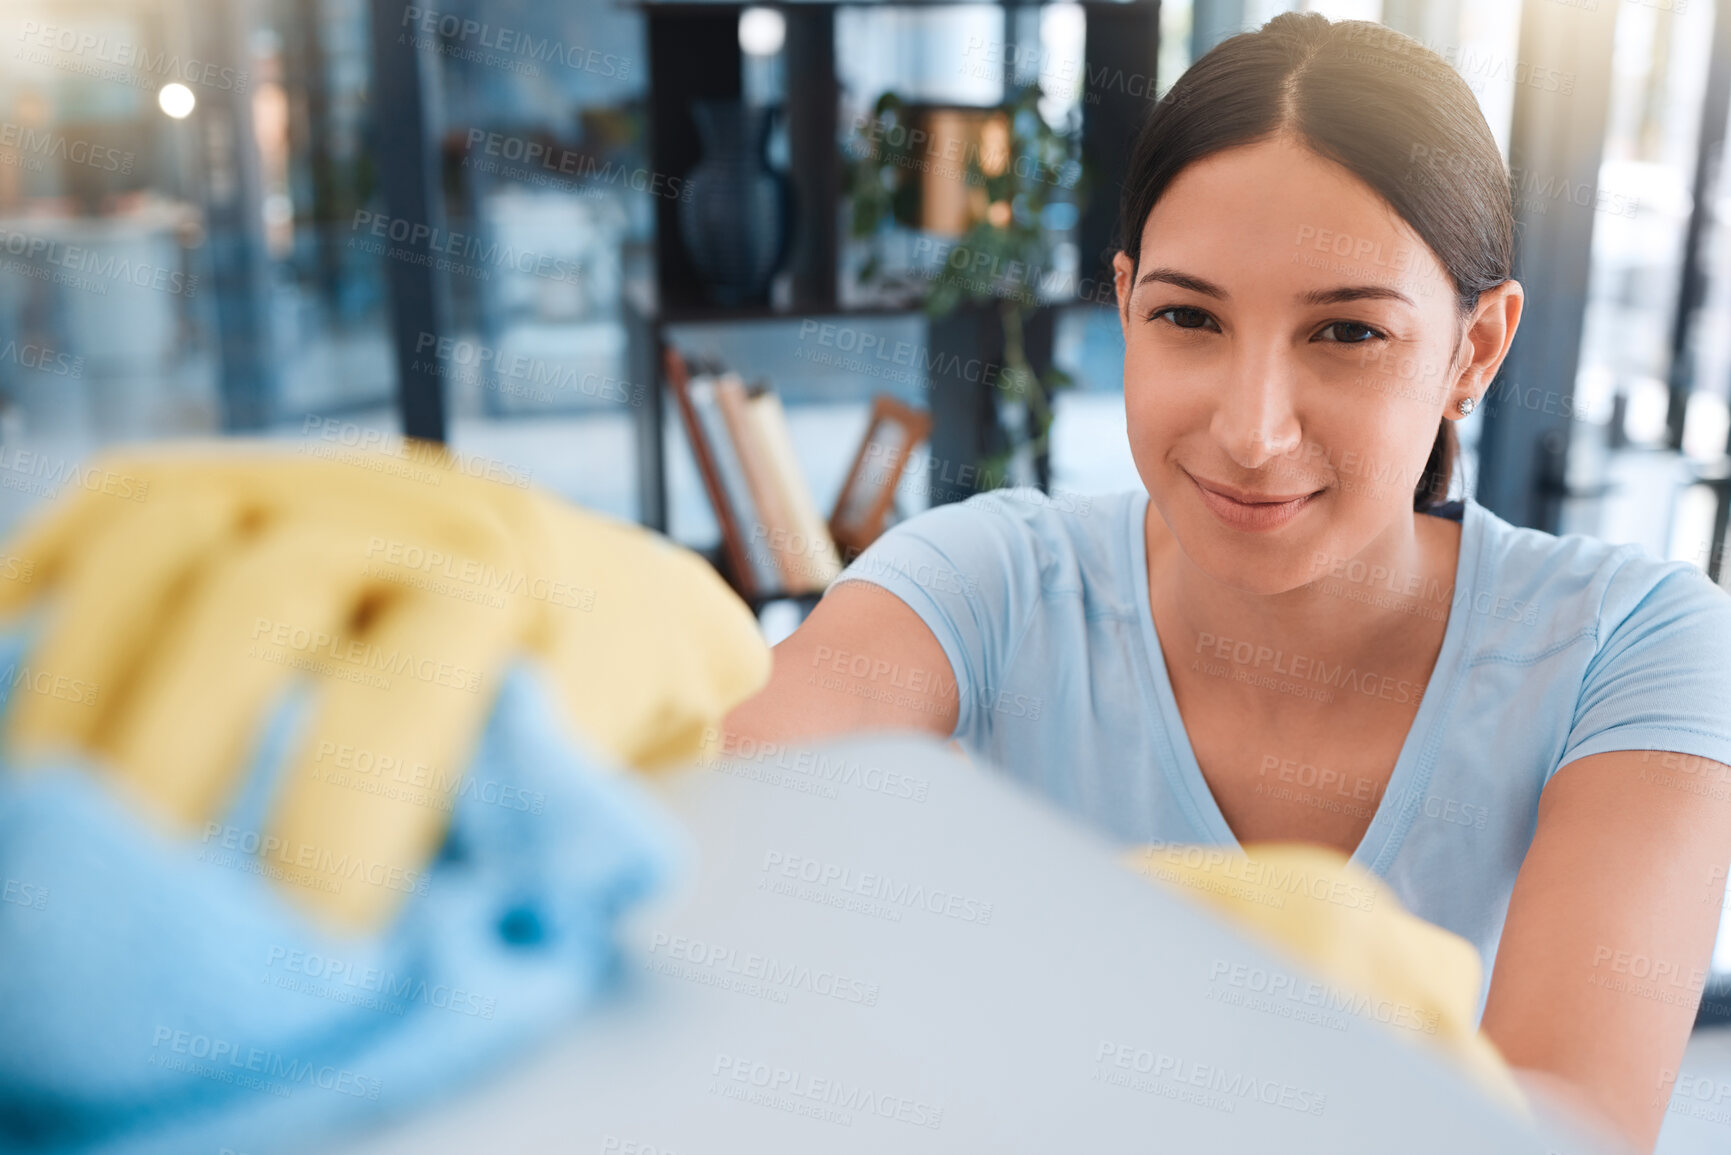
[{"left": 721, "top": 580, "right": 961, "bottom": 746}]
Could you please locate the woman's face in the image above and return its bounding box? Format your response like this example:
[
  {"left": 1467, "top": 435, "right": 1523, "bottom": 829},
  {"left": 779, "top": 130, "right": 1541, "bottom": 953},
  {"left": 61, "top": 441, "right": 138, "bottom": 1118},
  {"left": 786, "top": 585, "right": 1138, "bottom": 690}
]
[{"left": 1113, "top": 136, "right": 1509, "bottom": 594}]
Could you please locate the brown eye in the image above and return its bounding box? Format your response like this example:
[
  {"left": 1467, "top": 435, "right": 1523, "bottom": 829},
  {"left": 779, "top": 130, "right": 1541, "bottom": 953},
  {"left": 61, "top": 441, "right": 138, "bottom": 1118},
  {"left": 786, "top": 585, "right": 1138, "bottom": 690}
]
[
  {"left": 1316, "top": 321, "right": 1384, "bottom": 344},
  {"left": 1152, "top": 306, "right": 1217, "bottom": 331}
]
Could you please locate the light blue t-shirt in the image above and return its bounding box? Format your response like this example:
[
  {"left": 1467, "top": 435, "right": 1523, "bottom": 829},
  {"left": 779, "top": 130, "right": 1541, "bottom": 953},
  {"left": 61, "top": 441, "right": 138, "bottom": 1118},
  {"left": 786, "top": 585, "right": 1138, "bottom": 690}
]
[{"left": 832, "top": 487, "right": 1731, "bottom": 1019}]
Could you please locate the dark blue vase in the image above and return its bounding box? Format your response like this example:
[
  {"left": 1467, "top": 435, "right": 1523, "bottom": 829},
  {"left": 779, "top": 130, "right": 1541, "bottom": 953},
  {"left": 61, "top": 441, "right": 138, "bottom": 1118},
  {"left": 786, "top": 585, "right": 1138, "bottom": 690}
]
[{"left": 677, "top": 100, "right": 794, "bottom": 308}]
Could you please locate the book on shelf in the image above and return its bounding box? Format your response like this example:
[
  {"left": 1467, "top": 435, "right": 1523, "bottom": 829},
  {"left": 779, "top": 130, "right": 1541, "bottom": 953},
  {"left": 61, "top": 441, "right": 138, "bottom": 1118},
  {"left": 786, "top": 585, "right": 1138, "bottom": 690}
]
[
  {"left": 746, "top": 390, "right": 843, "bottom": 591},
  {"left": 666, "top": 346, "right": 920, "bottom": 602},
  {"left": 686, "top": 374, "right": 782, "bottom": 594},
  {"left": 714, "top": 372, "right": 839, "bottom": 595}
]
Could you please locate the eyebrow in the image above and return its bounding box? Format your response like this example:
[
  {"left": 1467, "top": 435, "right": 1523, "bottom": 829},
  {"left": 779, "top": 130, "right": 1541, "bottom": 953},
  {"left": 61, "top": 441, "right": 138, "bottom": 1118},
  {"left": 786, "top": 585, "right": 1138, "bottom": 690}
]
[
  {"left": 1134, "top": 267, "right": 1417, "bottom": 310},
  {"left": 1135, "top": 267, "right": 1226, "bottom": 298},
  {"left": 1299, "top": 284, "right": 1416, "bottom": 308}
]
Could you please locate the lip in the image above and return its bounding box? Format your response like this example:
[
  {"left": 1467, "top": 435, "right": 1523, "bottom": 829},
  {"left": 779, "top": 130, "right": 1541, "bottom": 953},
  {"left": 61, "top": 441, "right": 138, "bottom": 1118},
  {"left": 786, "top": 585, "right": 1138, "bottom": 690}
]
[{"left": 1187, "top": 471, "right": 1321, "bottom": 532}]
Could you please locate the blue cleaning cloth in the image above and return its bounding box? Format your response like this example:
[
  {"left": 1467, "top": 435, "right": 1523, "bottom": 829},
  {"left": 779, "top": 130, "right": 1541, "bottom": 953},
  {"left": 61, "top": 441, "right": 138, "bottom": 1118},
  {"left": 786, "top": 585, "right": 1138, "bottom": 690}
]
[{"left": 0, "top": 638, "right": 687, "bottom": 1155}]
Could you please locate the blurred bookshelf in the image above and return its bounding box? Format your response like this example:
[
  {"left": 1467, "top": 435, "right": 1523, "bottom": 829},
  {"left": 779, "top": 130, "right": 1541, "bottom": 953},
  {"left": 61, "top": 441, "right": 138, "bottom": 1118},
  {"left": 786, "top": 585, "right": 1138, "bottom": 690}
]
[{"left": 627, "top": 0, "right": 1159, "bottom": 549}]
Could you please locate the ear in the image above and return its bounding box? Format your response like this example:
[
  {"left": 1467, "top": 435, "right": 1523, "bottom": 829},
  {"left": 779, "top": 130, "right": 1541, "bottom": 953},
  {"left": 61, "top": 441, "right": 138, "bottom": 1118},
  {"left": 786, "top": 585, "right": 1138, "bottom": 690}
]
[
  {"left": 1449, "top": 280, "right": 1524, "bottom": 418},
  {"left": 1113, "top": 251, "right": 1136, "bottom": 337}
]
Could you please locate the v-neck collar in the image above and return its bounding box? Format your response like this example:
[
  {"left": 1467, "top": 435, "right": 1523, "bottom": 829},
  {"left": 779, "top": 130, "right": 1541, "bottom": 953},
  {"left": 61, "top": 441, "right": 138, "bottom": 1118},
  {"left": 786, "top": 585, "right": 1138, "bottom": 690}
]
[{"left": 1126, "top": 492, "right": 1486, "bottom": 877}]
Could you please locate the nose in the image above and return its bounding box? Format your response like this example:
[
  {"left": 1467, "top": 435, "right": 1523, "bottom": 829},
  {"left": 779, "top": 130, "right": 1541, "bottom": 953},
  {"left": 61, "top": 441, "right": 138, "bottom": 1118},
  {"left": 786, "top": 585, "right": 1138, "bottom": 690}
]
[{"left": 1209, "top": 341, "right": 1304, "bottom": 472}]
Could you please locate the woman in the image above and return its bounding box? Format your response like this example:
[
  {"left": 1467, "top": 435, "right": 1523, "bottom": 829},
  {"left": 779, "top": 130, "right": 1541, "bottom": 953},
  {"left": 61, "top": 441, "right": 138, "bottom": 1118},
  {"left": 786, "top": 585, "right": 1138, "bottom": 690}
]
[{"left": 724, "top": 13, "right": 1731, "bottom": 1150}]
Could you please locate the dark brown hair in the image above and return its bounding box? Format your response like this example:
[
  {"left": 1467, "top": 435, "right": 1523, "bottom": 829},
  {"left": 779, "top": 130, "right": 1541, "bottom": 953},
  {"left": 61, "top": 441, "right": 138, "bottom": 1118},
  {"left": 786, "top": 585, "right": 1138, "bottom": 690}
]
[{"left": 1117, "top": 13, "right": 1514, "bottom": 511}]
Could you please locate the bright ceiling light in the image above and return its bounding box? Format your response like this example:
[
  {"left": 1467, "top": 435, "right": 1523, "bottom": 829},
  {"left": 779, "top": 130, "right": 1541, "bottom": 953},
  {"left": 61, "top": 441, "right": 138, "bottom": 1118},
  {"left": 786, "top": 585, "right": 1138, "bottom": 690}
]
[
  {"left": 739, "top": 7, "right": 785, "bottom": 57},
  {"left": 157, "top": 83, "right": 196, "bottom": 119}
]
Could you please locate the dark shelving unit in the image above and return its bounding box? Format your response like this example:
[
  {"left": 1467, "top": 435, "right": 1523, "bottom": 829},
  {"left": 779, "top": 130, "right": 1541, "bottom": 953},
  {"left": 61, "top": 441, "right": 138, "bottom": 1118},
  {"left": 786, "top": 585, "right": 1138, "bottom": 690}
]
[{"left": 629, "top": 0, "right": 1160, "bottom": 541}]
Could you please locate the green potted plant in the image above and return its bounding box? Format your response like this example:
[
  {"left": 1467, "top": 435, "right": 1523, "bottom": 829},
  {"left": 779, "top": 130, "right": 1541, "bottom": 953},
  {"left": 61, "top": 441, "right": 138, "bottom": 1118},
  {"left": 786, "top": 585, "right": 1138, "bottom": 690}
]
[{"left": 844, "top": 83, "right": 1088, "bottom": 494}]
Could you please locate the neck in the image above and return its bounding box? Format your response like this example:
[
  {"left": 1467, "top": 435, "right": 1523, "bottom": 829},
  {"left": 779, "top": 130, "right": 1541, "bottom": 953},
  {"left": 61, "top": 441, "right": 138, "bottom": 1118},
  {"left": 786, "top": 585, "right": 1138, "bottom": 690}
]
[{"left": 1146, "top": 500, "right": 1452, "bottom": 684}]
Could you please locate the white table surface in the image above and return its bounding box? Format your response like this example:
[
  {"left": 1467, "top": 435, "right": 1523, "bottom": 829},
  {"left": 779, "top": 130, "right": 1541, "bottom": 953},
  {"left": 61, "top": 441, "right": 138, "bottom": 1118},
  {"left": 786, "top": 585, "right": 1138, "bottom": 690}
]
[{"left": 336, "top": 732, "right": 1612, "bottom": 1155}]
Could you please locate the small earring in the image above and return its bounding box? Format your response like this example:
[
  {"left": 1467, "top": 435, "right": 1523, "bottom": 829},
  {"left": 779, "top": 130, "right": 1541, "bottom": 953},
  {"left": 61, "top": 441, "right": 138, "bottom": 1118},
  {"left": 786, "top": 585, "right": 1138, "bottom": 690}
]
[{"left": 1457, "top": 396, "right": 1476, "bottom": 417}]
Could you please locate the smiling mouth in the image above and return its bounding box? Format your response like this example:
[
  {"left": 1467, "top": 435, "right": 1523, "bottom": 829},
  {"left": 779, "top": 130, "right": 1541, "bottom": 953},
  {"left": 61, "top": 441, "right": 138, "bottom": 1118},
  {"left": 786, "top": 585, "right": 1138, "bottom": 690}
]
[{"left": 1186, "top": 470, "right": 1323, "bottom": 531}]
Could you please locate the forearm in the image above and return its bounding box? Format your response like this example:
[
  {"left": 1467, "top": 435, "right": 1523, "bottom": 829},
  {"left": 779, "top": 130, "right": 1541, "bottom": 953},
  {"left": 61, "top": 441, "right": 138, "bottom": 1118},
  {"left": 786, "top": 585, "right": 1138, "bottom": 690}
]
[
  {"left": 1479, "top": 750, "right": 1731, "bottom": 1154},
  {"left": 719, "top": 583, "right": 960, "bottom": 747},
  {"left": 1507, "top": 1066, "right": 1641, "bottom": 1153}
]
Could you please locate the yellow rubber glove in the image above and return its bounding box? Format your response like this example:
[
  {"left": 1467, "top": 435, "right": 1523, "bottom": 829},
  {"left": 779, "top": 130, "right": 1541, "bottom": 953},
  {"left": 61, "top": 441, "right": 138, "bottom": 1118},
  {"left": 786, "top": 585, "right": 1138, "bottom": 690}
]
[
  {"left": 1125, "top": 841, "right": 1527, "bottom": 1114},
  {"left": 0, "top": 441, "right": 770, "bottom": 933}
]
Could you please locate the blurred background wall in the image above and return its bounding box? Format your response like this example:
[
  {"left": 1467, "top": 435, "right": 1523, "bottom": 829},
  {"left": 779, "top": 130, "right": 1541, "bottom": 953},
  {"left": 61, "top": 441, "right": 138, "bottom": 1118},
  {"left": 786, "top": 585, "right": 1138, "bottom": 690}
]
[{"left": 4, "top": 0, "right": 1728, "bottom": 566}]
